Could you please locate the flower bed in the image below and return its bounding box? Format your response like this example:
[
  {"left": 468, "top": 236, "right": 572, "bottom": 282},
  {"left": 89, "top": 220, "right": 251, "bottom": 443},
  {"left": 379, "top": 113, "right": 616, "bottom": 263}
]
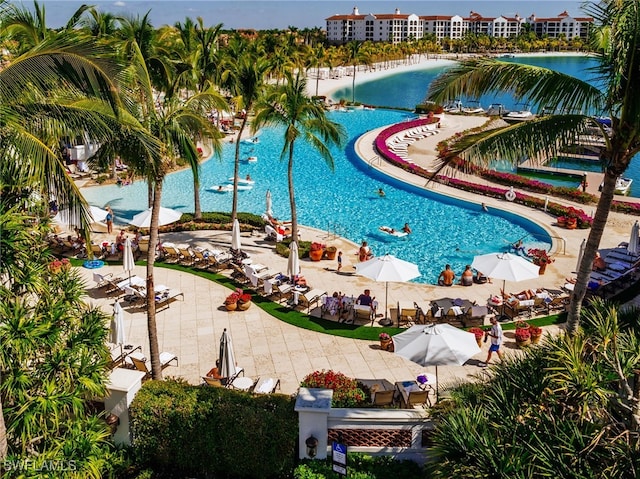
[{"left": 301, "top": 370, "right": 367, "bottom": 408}]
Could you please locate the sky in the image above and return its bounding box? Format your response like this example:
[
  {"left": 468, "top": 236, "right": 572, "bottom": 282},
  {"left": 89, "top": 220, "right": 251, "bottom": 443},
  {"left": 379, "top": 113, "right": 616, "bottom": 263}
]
[{"left": 13, "top": 1, "right": 589, "bottom": 30}]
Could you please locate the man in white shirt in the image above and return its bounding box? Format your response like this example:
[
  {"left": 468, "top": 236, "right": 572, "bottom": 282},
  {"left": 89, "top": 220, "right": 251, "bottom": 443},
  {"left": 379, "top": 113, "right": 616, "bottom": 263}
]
[{"left": 479, "top": 316, "right": 504, "bottom": 367}]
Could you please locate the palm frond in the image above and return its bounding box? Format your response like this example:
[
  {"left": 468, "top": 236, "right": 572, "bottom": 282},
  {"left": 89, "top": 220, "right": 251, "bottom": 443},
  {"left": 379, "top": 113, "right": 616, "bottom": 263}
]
[{"left": 427, "top": 59, "right": 604, "bottom": 115}]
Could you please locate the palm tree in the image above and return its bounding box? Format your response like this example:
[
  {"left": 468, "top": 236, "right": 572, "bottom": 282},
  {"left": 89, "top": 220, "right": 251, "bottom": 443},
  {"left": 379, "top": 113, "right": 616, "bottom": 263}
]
[
  {"left": 252, "top": 71, "right": 346, "bottom": 241},
  {"left": 221, "top": 46, "right": 270, "bottom": 222},
  {"left": 344, "top": 40, "right": 364, "bottom": 103},
  {"left": 117, "top": 40, "right": 219, "bottom": 379},
  {"left": 426, "top": 1, "right": 640, "bottom": 334}
]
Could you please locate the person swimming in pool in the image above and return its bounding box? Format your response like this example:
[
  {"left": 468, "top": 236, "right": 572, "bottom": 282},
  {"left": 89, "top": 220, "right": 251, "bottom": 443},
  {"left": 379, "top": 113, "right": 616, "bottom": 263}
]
[
  {"left": 377, "top": 188, "right": 385, "bottom": 197},
  {"left": 402, "top": 223, "right": 412, "bottom": 234}
]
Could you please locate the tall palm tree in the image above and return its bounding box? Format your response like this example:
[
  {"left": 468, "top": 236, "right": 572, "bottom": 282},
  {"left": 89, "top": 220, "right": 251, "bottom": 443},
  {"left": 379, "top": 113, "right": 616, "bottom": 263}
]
[
  {"left": 426, "top": 0, "right": 640, "bottom": 334},
  {"left": 253, "top": 71, "right": 346, "bottom": 241},
  {"left": 345, "top": 40, "right": 364, "bottom": 103},
  {"left": 221, "top": 47, "right": 270, "bottom": 222},
  {"left": 118, "top": 41, "right": 219, "bottom": 379}
]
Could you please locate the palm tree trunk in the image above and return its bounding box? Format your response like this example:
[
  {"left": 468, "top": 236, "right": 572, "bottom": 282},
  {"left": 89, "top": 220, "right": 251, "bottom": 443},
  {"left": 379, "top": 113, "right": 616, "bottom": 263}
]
[
  {"left": 146, "top": 179, "right": 163, "bottom": 380},
  {"left": 315, "top": 67, "right": 320, "bottom": 97},
  {"left": 351, "top": 65, "right": 357, "bottom": 104},
  {"left": 287, "top": 142, "right": 298, "bottom": 242},
  {"left": 193, "top": 176, "right": 202, "bottom": 220},
  {"left": 566, "top": 171, "right": 618, "bottom": 335},
  {"left": 231, "top": 114, "right": 250, "bottom": 221},
  {"left": 147, "top": 181, "right": 153, "bottom": 209},
  {"left": 0, "top": 396, "right": 6, "bottom": 460}
]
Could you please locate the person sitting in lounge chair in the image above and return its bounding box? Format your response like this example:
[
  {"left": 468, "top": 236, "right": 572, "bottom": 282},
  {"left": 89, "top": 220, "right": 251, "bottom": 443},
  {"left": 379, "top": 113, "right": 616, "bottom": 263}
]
[
  {"left": 356, "top": 289, "right": 374, "bottom": 307},
  {"left": 592, "top": 252, "right": 607, "bottom": 271}
]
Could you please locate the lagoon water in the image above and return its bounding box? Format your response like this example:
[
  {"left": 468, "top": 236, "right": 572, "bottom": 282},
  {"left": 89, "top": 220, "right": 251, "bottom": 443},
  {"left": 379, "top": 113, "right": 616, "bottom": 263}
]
[{"left": 332, "top": 55, "right": 640, "bottom": 197}]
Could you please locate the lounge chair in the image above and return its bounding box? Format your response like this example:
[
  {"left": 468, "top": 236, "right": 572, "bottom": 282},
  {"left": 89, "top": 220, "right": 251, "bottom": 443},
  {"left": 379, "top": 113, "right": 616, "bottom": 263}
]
[
  {"left": 202, "top": 376, "right": 223, "bottom": 387},
  {"left": 353, "top": 303, "right": 375, "bottom": 325},
  {"left": 372, "top": 389, "right": 395, "bottom": 407},
  {"left": 178, "top": 247, "right": 195, "bottom": 266},
  {"left": 90, "top": 244, "right": 105, "bottom": 259},
  {"left": 107, "top": 343, "right": 142, "bottom": 369},
  {"left": 253, "top": 377, "right": 281, "bottom": 394},
  {"left": 162, "top": 246, "right": 181, "bottom": 263},
  {"left": 126, "top": 351, "right": 178, "bottom": 377},
  {"left": 192, "top": 250, "right": 209, "bottom": 269},
  {"left": 294, "top": 289, "right": 326, "bottom": 313},
  {"left": 397, "top": 301, "right": 417, "bottom": 328},
  {"left": 270, "top": 281, "right": 294, "bottom": 302}
]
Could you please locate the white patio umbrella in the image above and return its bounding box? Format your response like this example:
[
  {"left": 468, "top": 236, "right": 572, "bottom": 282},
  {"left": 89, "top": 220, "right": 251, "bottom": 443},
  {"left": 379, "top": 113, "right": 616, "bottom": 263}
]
[
  {"left": 122, "top": 238, "right": 135, "bottom": 281},
  {"left": 628, "top": 221, "right": 639, "bottom": 255},
  {"left": 287, "top": 241, "right": 300, "bottom": 279},
  {"left": 129, "top": 207, "right": 182, "bottom": 228},
  {"left": 219, "top": 328, "right": 237, "bottom": 381},
  {"left": 110, "top": 300, "right": 126, "bottom": 346},
  {"left": 576, "top": 238, "right": 587, "bottom": 272},
  {"left": 394, "top": 323, "right": 481, "bottom": 401},
  {"left": 471, "top": 252, "right": 540, "bottom": 321},
  {"left": 54, "top": 205, "right": 108, "bottom": 228},
  {"left": 266, "top": 189, "right": 273, "bottom": 217},
  {"left": 355, "top": 254, "right": 420, "bottom": 326},
  {"left": 231, "top": 218, "right": 242, "bottom": 251}
]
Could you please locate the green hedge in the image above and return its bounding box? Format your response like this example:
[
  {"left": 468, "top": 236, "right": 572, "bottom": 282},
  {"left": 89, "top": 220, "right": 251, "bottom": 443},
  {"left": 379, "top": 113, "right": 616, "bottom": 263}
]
[
  {"left": 294, "top": 454, "right": 424, "bottom": 478},
  {"left": 130, "top": 379, "right": 298, "bottom": 479}
]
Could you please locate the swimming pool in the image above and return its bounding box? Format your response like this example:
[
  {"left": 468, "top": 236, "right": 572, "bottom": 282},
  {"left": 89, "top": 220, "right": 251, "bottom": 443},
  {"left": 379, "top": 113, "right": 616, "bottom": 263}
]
[
  {"left": 548, "top": 156, "right": 604, "bottom": 173},
  {"left": 82, "top": 108, "right": 551, "bottom": 284}
]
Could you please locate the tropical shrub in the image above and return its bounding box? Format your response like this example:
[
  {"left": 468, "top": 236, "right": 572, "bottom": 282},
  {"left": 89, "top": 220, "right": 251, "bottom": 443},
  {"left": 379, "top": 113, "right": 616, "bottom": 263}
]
[
  {"left": 301, "top": 370, "right": 367, "bottom": 408},
  {"left": 130, "top": 379, "right": 297, "bottom": 479},
  {"left": 295, "top": 453, "right": 424, "bottom": 478}
]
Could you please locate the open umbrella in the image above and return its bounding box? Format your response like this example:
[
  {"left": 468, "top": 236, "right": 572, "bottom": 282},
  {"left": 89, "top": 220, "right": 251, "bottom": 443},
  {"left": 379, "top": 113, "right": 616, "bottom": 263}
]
[
  {"left": 219, "top": 328, "right": 237, "bottom": 381},
  {"left": 628, "top": 221, "right": 639, "bottom": 255},
  {"left": 355, "top": 254, "right": 420, "bottom": 326},
  {"left": 110, "top": 300, "right": 126, "bottom": 346},
  {"left": 122, "top": 238, "right": 135, "bottom": 281},
  {"left": 54, "top": 205, "right": 108, "bottom": 228},
  {"left": 287, "top": 241, "right": 300, "bottom": 279},
  {"left": 129, "top": 207, "right": 182, "bottom": 228},
  {"left": 471, "top": 252, "right": 540, "bottom": 321},
  {"left": 266, "top": 189, "right": 273, "bottom": 217},
  {"left": 231, "top": 218, "right": 242, "bottom": 251},
  {"left": 394, "top": 323, "right": 481, "bottom": 401}
]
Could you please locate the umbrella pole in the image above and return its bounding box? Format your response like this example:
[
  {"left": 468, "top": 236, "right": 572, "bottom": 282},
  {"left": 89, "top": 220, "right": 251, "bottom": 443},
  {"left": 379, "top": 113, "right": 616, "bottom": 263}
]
[
  {"left": 385, "top": 281, "right": 388, "bottom": 325},
  {"left": 435, "top": 365, "right": 439, "bottom": 403}
]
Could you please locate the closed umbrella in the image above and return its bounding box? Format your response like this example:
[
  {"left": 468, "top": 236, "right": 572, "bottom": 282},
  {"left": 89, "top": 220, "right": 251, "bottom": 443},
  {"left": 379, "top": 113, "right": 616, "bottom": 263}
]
[
  {"left": 231, "top": 218, "right": 242, "bottom": 251},
  {"left": 471, "top": 252, "right": 540, "bottom": 321},
  {"left": 110, "top": 300, "right": 126, "bottom": 346},
  {"left": 219, "top": 328, "right": 237, "bottom": 382},
  {"left": 287, "top": 241, "right": 300, "bottom": 279},
  {"left": 266, "top": 189, "right": 273, "bottom": 217},
  {"left": 129, "top": 207, "right": 182, "bottom": 228},
  {"left": 576, "top": 238, "right": 587, "bottom": 272},
  {"left": 355, "top": 254, "right": 420, "bottom": 326},
  {"left": 628, "top": 221, "right": 639, "bottom": 255},
  {"left": 394, "top": 323, "right": 481, "bottom": 401},
  {"left": 122, "top": 238, "right": 135, "bottom": 282}
]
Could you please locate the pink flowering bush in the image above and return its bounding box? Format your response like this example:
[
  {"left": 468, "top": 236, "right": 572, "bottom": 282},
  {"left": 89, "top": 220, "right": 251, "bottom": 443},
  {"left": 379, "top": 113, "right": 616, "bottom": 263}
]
[{"left": 301, "top": 370, "right": 367, "bottom": 408}]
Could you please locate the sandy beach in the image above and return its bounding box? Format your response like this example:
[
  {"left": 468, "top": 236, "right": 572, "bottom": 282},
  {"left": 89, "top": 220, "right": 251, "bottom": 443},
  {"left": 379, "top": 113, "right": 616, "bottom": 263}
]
[{"left": 307, "top": 51, "right": 592, "bottom": 100}]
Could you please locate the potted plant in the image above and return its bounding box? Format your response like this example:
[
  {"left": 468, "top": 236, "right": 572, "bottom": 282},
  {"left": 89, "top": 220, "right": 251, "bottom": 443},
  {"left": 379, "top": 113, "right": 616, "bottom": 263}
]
[
  {"left": 514, "top": 327, "right": 531, "bottom": 348},
  {"left": 379, "top": 332, "right": 393, "bottom": 351},
  {"left": 309, "top": 242, "right": 325, "bottom": 261},
  {"left": 237, "top": 292, "right": 252, "bottom": 311},
  {"left": 224, "top": 288, "right": 243, "bottom": 311},
  {"left": 324, "top": 245, "right": 337, "bottom": 260},
  {"left": 468, "top": 327, "right": 485, "bottom": 347},
  {"left": 530, "top": 326, "right": 543, "bottom": 344},
  {"left": 49, "top": 259, "right": 63, "bottom": 274},
  {"left": 527, "top": 248, "right": 555, "bottom": 274}
]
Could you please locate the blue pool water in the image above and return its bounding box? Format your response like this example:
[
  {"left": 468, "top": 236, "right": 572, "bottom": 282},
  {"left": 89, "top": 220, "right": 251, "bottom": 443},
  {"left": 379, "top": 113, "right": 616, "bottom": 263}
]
[
  {"left": 83, "top": 108, "right": 551, "bottom": 283},
  {"left": 549, "top": 156, "right": 604, "bottom": 173}
]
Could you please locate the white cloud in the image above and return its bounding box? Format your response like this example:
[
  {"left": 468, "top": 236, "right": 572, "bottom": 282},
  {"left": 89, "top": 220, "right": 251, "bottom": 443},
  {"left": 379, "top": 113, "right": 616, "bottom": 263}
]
[{"left": 114, "top": 1, "right": 126, "bottom": 7}]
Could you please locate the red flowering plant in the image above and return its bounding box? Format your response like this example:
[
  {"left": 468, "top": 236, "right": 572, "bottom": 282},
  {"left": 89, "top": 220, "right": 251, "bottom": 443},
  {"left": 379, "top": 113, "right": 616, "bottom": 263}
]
[
  {"left": 225, "top": 288, "right": 244, "bottom": 305},
  {"left": 301, "top": 370, "right": 367, "bottom": 408},
  {"left": 379, "top": 332, "right": 391, "bottom": 341},
  {"left": 527, "top": 248, "right": 554, "bottom": 266},
  {"left": 310, "top": 242, "right": 326, "bottom": 252},
  {"left": 238, "top": 292, "right": 252, "bottom": 304},
  {"left": 515, "top": 328, "right": 531, "bottom": 342},
  {"left": 468, "top": 327, "right": 485, "bottom": 341},
  {"left": 529, "top": 326, "right": 543, "bottom": 337}
]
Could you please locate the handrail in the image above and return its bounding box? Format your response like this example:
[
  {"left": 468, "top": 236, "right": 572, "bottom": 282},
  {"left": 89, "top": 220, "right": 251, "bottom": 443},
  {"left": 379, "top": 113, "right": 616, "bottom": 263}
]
[{"left": 550, "top": 235, "right": 567, "bottom": 255}]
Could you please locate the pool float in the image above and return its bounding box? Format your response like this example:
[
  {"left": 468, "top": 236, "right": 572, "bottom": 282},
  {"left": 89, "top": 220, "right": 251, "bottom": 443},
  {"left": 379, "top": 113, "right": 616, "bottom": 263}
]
[
  {"left": 83, "top": 259, "right": 104, "bottom": 269},
  {"left": 505, "top": 187, "right": 516, "bottom": 202},
  {"left": 378, "top": 226, "right": 408, "bottom": 238}
]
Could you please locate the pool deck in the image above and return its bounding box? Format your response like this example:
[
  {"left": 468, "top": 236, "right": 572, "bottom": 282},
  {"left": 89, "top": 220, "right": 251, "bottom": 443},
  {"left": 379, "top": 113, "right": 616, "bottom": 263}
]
[{"left": 80, "top": 111, "right": 640, "bottom": 397}]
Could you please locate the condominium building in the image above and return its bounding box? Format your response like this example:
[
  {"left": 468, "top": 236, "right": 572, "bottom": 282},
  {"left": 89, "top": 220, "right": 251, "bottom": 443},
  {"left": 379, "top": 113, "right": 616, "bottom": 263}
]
[{"left": 325, "top": 7, "right": 593, "bottom": 44}]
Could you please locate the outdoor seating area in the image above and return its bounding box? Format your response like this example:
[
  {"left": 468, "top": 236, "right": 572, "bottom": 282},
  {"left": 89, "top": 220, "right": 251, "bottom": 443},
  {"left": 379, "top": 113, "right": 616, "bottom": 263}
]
[{"left": 357, "top": 377, "right": 434, "bottom": 409}]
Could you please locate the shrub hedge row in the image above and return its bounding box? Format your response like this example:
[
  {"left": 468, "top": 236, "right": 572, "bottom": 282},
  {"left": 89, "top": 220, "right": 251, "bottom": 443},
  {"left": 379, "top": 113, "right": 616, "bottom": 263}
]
[{"left": 130, "top": 379, "right": 298, "bottom": 479}]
